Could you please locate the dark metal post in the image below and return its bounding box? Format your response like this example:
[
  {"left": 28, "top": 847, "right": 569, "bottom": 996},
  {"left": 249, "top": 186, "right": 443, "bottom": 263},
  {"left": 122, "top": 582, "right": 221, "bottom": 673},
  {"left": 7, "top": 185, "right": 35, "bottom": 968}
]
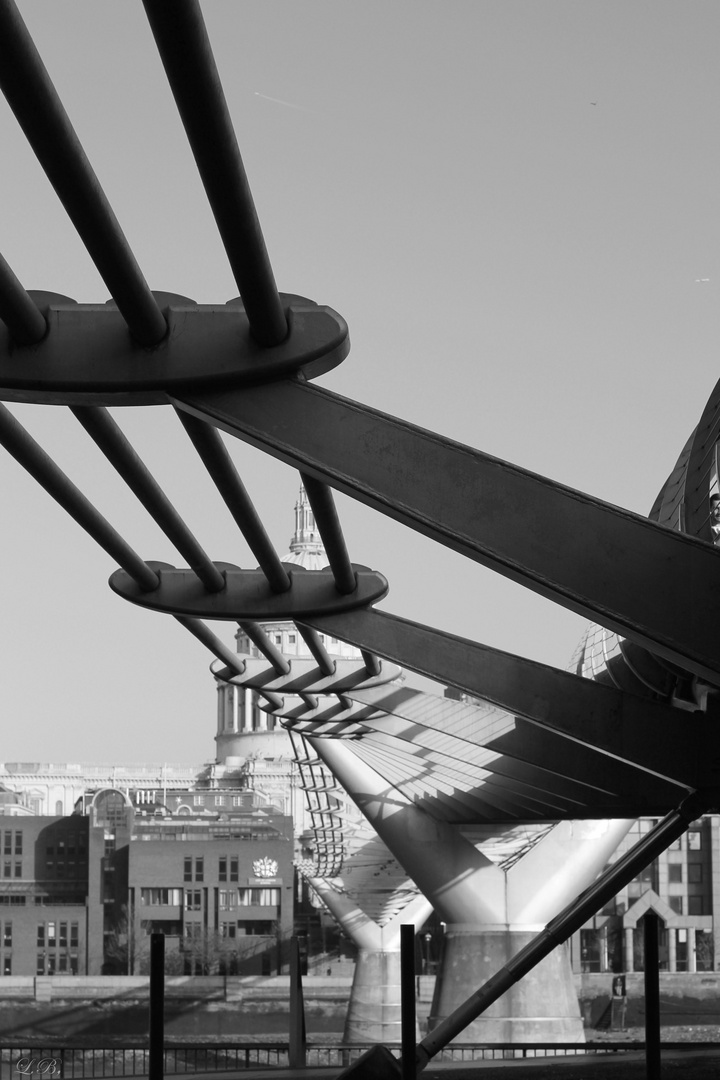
[
  {"left": 400, "top": 924, "right": 416, "bottom": 1080},
  {"left": 643, "top": 912, "right": 661, "bottom": 1080},
  {"left": 149, "top": 932, "right": 164, "bottom": 1080},
  {"left": 288, "top": 936, "right": 307, "bottom": 1069}
]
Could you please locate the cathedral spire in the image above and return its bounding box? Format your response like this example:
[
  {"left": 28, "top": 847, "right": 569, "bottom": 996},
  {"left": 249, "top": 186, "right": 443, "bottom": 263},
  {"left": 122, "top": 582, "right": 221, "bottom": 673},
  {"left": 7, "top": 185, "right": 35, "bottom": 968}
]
[{"left": 284, "top": 485, "right": 327, "bottom": 569}]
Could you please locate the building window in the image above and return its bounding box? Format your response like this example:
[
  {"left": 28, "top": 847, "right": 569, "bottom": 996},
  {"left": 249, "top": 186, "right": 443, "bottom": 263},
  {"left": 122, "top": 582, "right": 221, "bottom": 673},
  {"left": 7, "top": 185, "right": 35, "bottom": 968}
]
[
  {"left": 14, "top": 833, "right": 21, "bottom": 856},
  {"left": 3, "top": 834, "right": 10, "bottom": 856},
  {"left": 13, "top": 861, "right": 21, "bottom": 879},
  {"left": 195, "top": 858, "right": 204, "bottom": 882},
  {"left": 288, "top": 635, "right": 296, "bottom": 644},
  {"left": 2, "top": 958, "right": 10, "bottom": 976},
  {"left": 237, "top": 888, "right": 280, "bottom": 907},
  {"left": 688, "top": 896, "right": 706, "bottom": 915},
  {"left": 47, "top": 923, "right": 56, "bottom": 948},
  {"left": 36, "top": 954, "right": 44, "bottom": 976},
  {"left": 219, "top": 856, "right": 238, "bottom": 882},
  {"left": 220, "top": 922, "right": 236, "bottom": 939},
  {"left": 184, "top": 891, "right": 202, "bottom": 911},
  {"left": 274, "top": 634, "right": 282, "bottom": 645},
  {"left": 193, "top": 795, "right": 204, "bottom": 807},
  {"left": 3, "top": 863, "right": 10, "bottom": 880},
  {"left": 214, "top": 796, "right": 224, "bottom": 806},
  {"left": 140, "top": 888, "right": 183, "bottom": 906},
  {"left": 2, "top": 923, "right": 11, "bottom": 948},
  {"left": 688, "top": 831, "right": 703, "bottom": 850},
  {"left": 219, "top": 891, "right": 237, "bottom": 911},
  {"left": 668, "top": 864, "right": 683, "bottom": 883},
  {"left": 37, "top": 926, "right": 44, "bottom": 947},
  {"left": 668, "top": 896, "right": 683, "bottom": 914},
  {"left": 70, "top": 923, "right": 79, "bottom": 949},
  {"left": 688, "top": 864, "right": 703, "bottom": 883},
  {"left": 184, "top": 858, "right": 192, "bottom": 883},
  {"left": 237, "top": 920, "right": 274, "bottom": 935},
  {"left": 59, "top": 923, "right": 68, "bottom": 949}
]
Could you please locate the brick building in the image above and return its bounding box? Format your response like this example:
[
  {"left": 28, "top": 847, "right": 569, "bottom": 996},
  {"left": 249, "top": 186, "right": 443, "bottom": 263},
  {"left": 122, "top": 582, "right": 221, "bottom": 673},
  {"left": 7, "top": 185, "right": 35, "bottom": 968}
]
[{"left": 0, "top": 787, "right": 293, "bottom": 977}]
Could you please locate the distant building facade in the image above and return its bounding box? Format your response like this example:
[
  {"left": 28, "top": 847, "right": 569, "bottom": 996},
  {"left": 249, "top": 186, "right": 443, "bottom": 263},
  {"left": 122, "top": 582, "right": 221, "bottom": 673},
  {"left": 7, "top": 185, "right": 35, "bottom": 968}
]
[
  {"left": 571, "top": 815, "right": 719, "bottom": 975},
  {"left": 0, "top": 788, "right": 293, "bottom": 977}
]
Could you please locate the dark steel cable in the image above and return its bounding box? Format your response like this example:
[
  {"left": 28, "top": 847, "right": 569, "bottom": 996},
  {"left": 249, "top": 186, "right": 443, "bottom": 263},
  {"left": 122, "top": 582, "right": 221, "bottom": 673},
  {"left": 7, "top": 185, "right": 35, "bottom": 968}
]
[
  {"left": 238, "top": 621, "right": 291, "bottom": 675},
  {"left": 72, "top": 406, "right": 225, "bottom": 593},
  {"left": 0, "top": 403, "right": 158, "bottom": 591},
  {"left": 296, "top": 625, "right": 335, "bottom": 676},
  {"left": 174, "top": 616, "right": 246, "bottom": 675},
  {"left": 177, "top": 615, "right": 282, "bottom": 710},
  {"left": 300, "top": 474, "right": 356, "bottom": 594},
  {"left": 175, "top": 410, "right": 291, "bottom": 593},
  {"left": 0, "top": 0, "right": 166, "bottom": 346},
  {"left": 0, "top": 253, "right": 46, "bottom": 344},
  {"left": 142, "top": 0, "right": 287, "bottom": 346}
]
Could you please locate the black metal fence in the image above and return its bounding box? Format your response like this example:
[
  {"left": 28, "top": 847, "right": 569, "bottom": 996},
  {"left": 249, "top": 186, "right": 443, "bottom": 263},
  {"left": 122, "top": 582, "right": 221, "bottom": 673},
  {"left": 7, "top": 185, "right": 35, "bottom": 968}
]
[{"left": 0, "top": 1041, "right": 718, "bottom": 1076}]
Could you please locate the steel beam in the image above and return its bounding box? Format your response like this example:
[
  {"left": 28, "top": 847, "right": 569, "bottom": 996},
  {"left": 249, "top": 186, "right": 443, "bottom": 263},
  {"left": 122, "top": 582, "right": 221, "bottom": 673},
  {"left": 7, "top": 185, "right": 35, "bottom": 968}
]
[
  {"left": 0, "top": 253, "right": 46, "bottom": 345},
  {"left": 174, "top": 379, "right": 720, "bottom": 684},
  {"left": 0, "top": 0, "right": 166, "bottom": 346},
  {"left": 298, "top": 607, "right": 716, "bottom": 789},
  {"left": 72, "top": 406, "right": 225, "bottom": 592},
  {"left": 0, "top": 402, "right": 158, "bottom": 591},
  {"left": 174, "top": 411, "right": 291, "bottom": 594},
  {"left": 142, "top": 0, "right": 287, "bottom": 346}
]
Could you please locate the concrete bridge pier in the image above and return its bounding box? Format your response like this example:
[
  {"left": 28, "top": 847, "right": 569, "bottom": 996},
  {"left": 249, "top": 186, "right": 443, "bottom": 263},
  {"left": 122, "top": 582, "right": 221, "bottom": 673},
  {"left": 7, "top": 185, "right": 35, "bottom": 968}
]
[
  {"left": 308, "top": 877, "right": 431, "bottom": 1043},
  {"left": 309, "top": 737, "right": 632, "bottom": 1043}
]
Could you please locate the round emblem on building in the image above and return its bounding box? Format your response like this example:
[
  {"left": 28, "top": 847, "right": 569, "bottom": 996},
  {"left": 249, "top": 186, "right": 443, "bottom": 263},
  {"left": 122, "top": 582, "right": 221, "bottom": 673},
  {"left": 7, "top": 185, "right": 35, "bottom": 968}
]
[{"left": 252, "top": 857, "right": 279, "bottom": 878}]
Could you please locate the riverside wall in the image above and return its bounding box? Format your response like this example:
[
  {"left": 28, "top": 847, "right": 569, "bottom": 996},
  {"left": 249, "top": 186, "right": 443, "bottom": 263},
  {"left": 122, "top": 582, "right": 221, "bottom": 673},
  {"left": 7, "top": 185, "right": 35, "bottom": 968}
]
[{"left": 0, "top": 974, "right": 717, "bottom": 1040}]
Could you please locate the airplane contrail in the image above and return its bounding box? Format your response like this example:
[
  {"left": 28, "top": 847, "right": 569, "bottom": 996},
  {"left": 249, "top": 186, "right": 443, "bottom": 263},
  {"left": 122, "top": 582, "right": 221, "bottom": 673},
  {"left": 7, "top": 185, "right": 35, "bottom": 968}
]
[{"left": 253, "top": 91, "right": 315, "bottom": 113}]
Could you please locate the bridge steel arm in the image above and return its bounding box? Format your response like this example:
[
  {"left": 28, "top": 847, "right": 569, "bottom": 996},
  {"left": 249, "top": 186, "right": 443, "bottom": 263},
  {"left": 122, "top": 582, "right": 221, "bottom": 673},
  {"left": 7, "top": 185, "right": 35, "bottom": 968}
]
[
  {"left": 0, "top": 252, "right": 46, "bottom": 345},
  {"left": 0, "top": 0, "right": 166, "bottom": 345},
  {"left": 174, "top": 379, "right": 720, "bottom": 685},
  {"left": 301, "top": 607, "right": 715, "bottom": 790},
  {"left": 141, "top": 0, "right": 287, "bottom": 346}
]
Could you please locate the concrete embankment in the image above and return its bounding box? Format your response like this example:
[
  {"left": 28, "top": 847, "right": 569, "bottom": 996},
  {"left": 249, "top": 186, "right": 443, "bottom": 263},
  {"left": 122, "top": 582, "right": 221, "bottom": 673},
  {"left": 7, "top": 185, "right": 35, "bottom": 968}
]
[{"left": 0, "top": 976, "right": 352, "bottom": 1040}]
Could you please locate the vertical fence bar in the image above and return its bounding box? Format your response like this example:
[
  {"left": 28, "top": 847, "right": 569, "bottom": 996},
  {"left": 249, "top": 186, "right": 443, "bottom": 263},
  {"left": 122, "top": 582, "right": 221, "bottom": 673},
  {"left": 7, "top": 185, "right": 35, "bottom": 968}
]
[
  {"left": 643, "top": 912, "right": 661, "bottom": 1080},
  {"left": 288, "top": 936, "right": 307, "bottom": 1069},
  {"left": 149, "top": 933, "right": 165, "bottom": 1080},
  {"left": 401, "top": 924, "right": 416, "bottom": 1080}
]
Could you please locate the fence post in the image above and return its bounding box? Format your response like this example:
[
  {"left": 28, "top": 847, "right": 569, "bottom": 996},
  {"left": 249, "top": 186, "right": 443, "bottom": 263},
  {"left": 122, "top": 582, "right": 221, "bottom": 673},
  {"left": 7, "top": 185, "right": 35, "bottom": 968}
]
[
  {"left": 400, "top": 924, "right": 416, "bottom": 1080},
  {"left": 289, "top": 935, "right": 307, "bottom": 1069},
  {"left": 643, "top": 912, "right": 661, "bottom": 1080},
  {"left": 149, "top": 932, "right": 165, "bottom": 1080}
]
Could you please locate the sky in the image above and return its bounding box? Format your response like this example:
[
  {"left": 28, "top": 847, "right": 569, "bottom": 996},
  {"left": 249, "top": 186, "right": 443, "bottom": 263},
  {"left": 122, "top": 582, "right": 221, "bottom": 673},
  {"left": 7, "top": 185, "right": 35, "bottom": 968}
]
[{"left": 0, "top": 1, "right": 719, "bottom": 764}]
